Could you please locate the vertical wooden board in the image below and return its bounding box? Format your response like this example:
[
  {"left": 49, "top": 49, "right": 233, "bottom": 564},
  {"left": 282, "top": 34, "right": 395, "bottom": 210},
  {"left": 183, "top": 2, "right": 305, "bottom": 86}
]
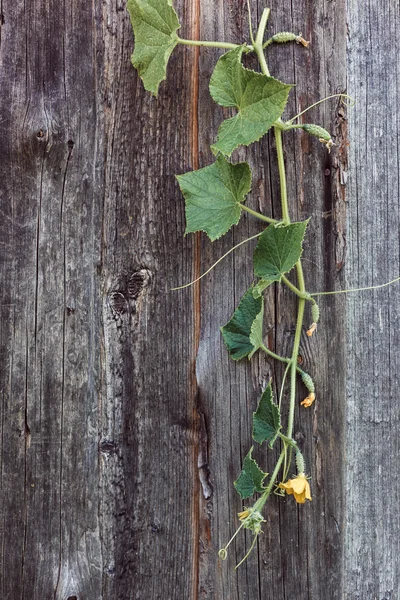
[
  {"left": 0, "top": 0, "right": 353, "bottom": 597},
  {"left": 346, "top": 1, "right": 400, "bottom": 598},
  {"left": 268, "top": 2, "right": 347, "bottom": 599},
  {"left": 192, "top": 0, "right": 347, "bottom": 598},
  {"left": 0, "top": 0, "right": 104, "bottom": 597},
  {"left": 99, "top": 1, "right": 200, "bottom": 598},
  {"left": 193, "top": 4, "right": 268, "bottom": 598}
]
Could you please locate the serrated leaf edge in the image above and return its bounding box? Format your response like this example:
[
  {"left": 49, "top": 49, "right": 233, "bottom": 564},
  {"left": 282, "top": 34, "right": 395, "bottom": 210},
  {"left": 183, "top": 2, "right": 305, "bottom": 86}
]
[
  {"left": 234, "top": 446, "right": 268, "bottom": 499},
  {"left": 253, "top": 219, "right": 310, "bottom": 281},
  {"left": 252, "top": 381, "right": 281, "bottom": 446}
]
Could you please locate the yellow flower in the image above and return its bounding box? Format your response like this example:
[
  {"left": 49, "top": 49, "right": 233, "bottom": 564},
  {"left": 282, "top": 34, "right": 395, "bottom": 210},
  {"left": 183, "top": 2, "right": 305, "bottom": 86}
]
[
  {"left": 279, "top": 473, "right": 312, "bottom": 504},
  {"left": 296, "top": 35, "right": 310, "bottom": 47},
  {"left": 306, "top": 322, "right": 317, "bottom": 337},
  {"left": 301, "top": 392, "right": 315, "bottom": 408},
  {"left": 237, "top": 509, "right": 250, "bottom": 521}
]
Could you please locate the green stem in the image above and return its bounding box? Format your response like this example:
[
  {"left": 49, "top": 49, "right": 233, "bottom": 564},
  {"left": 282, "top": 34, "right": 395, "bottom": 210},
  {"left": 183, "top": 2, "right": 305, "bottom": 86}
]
[
  {"left": 281, "top": 275, "right": 311, "bottom": 300},
  {"left": 254, "top": 31, "right": 307, "bottom": 494},
  {"left": 274, "top": 127, "right": 290, "bottom": 224},
  {"left": 239, "top": 203, "right": 277, "bottom": 224},
  {"left": 254, "top": 9, "right": 271, "bottom": 76},
  {"left": 254, "top": 450, "right": 285, "bottom": 512},
  {"left": 278, "top": 432, "right": 298, "bottom": 446},
  {"left": 260, "top": 343, "right": 291, "bottom": 365},
  {"left": 260, "top": 343, "right": 305, "bottom": 378},
  {"left": 255, "top": 8, "right": 270, "bottom": 47},
  {"left": 177, "top": 37, "right": 242, "bottom": 50},
  {"left": 273, "top": 94, "right": 307, "bottom": 440},
  {"left": 287, "top": 263, "right": 306, "bottom": 438}
]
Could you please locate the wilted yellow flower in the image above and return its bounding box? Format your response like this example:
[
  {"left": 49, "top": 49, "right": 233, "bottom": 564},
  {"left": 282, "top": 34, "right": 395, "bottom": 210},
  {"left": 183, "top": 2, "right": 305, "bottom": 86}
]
[
  {"left": 279, "top": 473, "right": 312, "bottom": 504},
  {"left": 319, "top": 137, "right": 334, "bottom": 153},
  {"left": 301, "top": 392, "right": 315, "bottom": 408},
  {"left": 296, "top": 35, "right": 309, "bottom": 47},
  {"left": 237, "top": 510, "right": 250, "bottom": 521},
  {"left": 306, "top": 323, "right": 317, "bottom": 337}
]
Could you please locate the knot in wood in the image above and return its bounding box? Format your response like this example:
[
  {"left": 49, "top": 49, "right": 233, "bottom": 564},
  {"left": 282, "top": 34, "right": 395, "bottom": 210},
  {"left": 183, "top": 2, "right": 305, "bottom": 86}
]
[
  {"left": 108, "top": 291, "right": 127, "bottom": 316},
  {"left": 127, "top": 268, "right": 151, "bottom": 299},
  {"left": 99, "top": 439, "right": 118, "bottom": 455}
]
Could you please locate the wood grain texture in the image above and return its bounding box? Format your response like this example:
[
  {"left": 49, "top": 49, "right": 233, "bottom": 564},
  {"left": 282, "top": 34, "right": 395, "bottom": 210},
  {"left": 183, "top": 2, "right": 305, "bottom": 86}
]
[
  {"left": 5, "top": 0, "right": 397, "bottom": 597},
  {"left": 0, "top": 0, "right": 105, "bottom": 597},
  {"left": 195, "top": 2, "right": 347, "bottom": 599},
  {"left": 345, "top": 1, "right": 400, "bottom": 598}
]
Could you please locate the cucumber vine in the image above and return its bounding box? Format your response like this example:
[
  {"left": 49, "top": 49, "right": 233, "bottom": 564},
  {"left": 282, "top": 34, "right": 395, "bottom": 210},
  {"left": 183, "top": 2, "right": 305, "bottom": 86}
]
[{"left": 127, "top": 0, "right": 399, "bottom": 568}]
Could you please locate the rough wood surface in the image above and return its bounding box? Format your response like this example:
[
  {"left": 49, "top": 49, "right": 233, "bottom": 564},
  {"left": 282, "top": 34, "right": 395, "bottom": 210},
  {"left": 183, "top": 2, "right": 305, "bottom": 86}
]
[
  {"left": 345, "top": 1, "right": 400, "bottom": 598},
  {"left": 0, "top": 0, "right": 394, "bottom": 598},
  {"left": 195, "top": 2, "right": 347, "bottom": 598}
]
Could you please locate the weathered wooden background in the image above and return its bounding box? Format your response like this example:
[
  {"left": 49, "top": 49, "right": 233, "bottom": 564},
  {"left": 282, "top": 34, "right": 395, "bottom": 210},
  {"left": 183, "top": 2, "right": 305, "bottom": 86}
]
[{"left": 0, "top": 0, "right": 398, "bottom": 598}]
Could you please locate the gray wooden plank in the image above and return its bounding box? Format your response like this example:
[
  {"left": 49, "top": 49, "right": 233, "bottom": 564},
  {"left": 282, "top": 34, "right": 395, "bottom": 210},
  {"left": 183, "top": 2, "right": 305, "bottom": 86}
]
[
  {"left": 99, "top": 1, "right": 200, "bottom": 597},
  {"left": 0, "top": 0, "right": 103, "bottom": 597},
  {"left": 0, "top": 0, "right": 357, "bottom": 597},
  {"left": 194, "top": 1, "right": 347, "bottom": 598},
  {"left": 346, "top": 1, "right": 400, "bottom": 598}
]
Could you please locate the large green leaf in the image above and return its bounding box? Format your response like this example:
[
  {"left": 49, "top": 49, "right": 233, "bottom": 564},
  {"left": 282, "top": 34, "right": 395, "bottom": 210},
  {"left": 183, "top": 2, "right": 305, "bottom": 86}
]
[
  {"left": 252, "top": 279, "right": 273, "bottom": 298},
  {"left": 253, "top": 221, "right": 309, "bottom": 281},
  {"left": 221, "top": 288, "right": 263, "bottom": 360},
  {"left": 252, "top": 382, "right": 281, "bottom": 447},
  {"left": 249, "top": 307, "right": 264, "bottom": 358},
  {"left": 176, "top": 155, "right": 252, "bottom": 241},
  {"left": 127, "top": 0, "right": 180, "bottom": 96},
  {"left": 209, "top": 47, "right": 292, "bottom": 156},
  {"left": 234, "top": 447, "right": 268, "bottom": 499}
]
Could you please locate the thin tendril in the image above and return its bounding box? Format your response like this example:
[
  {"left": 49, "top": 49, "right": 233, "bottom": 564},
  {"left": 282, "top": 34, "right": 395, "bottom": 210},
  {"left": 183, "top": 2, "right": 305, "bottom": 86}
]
[
  {"left": 310, "top": 275, "right": 400, "bottom": 297},
  {"left": 278, "top": 361, "right": 292, "bottom": 411},
  {"left": 218, "top": 521, "right": 245, "bottom": 560},
  {"left": 235, "top": 533, "right": 259, "bottom": 570},
  {"left": 171, "top": 232, "right": 262, "bottom": 291},
  {"left": 288, "top": 93, "right": 355, "bottom": 123},
  {"left": 247, "top": 0, "right": 255, "bottom": 45},
  {"left": 281, "top": 442, "right": 288, "bottom": 488},
  {"left": 282, "top": 446, "right": 293, "bottom": 482}
]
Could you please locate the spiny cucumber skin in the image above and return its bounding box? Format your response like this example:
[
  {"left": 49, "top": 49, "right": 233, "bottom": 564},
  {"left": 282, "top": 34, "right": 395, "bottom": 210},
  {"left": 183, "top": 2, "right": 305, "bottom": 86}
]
[
  {"left": 299, "top": 370, "right": 315, "bottom": 393},
  {"left": 311, "top": 302, "right": 320, "bottom": 324},
  {"left": 302, "top": 124, "right": 332, "bottom": 142}
]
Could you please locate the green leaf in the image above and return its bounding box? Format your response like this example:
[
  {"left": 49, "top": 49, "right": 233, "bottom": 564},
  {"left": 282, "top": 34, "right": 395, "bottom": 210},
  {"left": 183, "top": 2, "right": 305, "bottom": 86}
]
[
  {"left": 234, "top": 447, "right": 268, "bottom": 499},
  {"left": 253, "top": 221, "right": 309, "bottom": 281},
  {"left": 176, "top": 155, "right": 252, "bottom": 241},
  {"left": 209, "top": 47, "right": 292, "bottom": 156},
  {"left": 248, "top": 305, "right": 264, "bottom": 358},
  {"left": 252, "top": 279, "right": 273, "bottom": 298},
  {"left": 127, "top": 0, "right": 180, "bottom": 96},
  {"left": 221, "top": 288, "right": 263, "bottom": 360},
  {"left": 252, "top": 382, "right": 281, "bottom": 447}
]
